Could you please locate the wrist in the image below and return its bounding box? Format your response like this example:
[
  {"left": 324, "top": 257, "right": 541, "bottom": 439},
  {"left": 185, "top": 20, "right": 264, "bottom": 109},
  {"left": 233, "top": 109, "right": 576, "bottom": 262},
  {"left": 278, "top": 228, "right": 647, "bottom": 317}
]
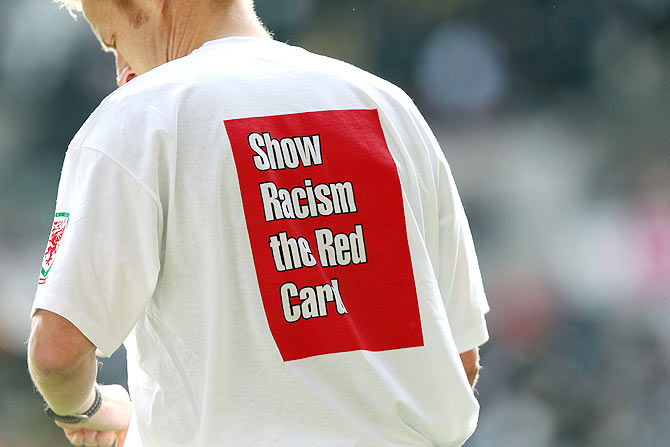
[
  {"left": 74, "top": 384, "right": 98, "bottom": 414},
  {"left": 45, "top": 384, "right": 102, "bottom": 424}
]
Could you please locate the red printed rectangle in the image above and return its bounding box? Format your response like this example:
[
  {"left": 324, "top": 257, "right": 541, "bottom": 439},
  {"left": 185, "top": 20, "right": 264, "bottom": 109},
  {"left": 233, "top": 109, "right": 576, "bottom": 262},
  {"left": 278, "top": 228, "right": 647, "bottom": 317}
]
[{"left": 225, "top": 109, "right": 423, "bottom": 361}]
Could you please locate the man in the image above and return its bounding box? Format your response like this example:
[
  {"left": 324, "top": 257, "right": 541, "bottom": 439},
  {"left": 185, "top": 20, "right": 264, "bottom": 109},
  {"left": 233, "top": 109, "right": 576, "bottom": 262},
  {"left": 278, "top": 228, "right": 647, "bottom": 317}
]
[{"left": 28, "top": 0, "right": 490, "bottom": 446}]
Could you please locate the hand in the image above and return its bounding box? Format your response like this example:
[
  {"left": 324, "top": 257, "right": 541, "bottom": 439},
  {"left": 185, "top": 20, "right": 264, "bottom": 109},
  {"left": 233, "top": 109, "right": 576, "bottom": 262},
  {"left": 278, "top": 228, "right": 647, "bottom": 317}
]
[{"left": 56, "top": 384, "right": 132, "bottom": 447}]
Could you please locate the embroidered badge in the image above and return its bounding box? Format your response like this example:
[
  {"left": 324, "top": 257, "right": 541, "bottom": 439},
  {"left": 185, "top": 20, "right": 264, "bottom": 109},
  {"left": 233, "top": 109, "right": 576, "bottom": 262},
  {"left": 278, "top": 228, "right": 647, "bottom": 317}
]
[{"left": 39, "top": 212, "right": 70, "bottom": 285}]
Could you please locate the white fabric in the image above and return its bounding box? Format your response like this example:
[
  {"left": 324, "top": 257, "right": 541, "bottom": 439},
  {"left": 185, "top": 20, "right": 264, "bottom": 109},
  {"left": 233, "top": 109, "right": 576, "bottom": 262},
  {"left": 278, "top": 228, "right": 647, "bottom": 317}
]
[{"left": 33, "top": 37, "right": 489, "bottom": 446}]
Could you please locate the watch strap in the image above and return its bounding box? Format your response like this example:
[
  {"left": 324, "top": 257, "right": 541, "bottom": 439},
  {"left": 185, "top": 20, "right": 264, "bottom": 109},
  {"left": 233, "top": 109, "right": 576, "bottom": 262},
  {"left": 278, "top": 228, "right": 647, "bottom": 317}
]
[{"left": 44, "top": 384, "right": 102, "bottom": 424}]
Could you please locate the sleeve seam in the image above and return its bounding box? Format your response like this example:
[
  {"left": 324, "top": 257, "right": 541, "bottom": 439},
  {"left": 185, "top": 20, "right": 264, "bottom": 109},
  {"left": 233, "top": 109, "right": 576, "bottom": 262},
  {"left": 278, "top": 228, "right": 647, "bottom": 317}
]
[{"left": 76, "top": 146, "right": 163, "bottom": 223}]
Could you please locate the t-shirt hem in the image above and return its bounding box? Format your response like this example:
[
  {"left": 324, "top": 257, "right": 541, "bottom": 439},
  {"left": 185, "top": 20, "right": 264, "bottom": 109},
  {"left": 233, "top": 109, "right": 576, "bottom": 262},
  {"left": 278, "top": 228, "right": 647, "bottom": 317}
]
[{"left": 31, "top": 292, "right": 122, "bottom": 357}]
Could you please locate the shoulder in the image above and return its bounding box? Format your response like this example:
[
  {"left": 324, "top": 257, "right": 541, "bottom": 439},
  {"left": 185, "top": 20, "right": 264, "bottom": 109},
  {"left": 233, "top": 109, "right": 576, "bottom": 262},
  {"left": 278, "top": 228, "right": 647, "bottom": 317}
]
[
  {"left": 70, "top": 61, "right": 188, "bottom": 158},
  {"left": 297, "top": 44, "right": 412, "bottom": 102}
]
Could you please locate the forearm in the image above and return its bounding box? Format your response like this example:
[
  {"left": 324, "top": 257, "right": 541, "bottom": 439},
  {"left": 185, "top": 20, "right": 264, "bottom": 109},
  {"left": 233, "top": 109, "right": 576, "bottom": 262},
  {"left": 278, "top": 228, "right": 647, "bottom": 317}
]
[
  {"left": 464, "top": 364, "right": 480, "bottom": 388},
  {"left": 459, "top": 347, "right": 481, "bottom": 389},
  {"left": 28, "top": 349, "right": 98, "bottom": 415}
]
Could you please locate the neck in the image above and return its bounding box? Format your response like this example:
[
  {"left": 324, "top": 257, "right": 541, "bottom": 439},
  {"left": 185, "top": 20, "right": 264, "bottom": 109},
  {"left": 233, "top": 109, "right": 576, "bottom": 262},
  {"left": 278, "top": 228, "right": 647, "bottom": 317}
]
[{"left": 163, "top": 0, "right": 271, "bottom": 62}]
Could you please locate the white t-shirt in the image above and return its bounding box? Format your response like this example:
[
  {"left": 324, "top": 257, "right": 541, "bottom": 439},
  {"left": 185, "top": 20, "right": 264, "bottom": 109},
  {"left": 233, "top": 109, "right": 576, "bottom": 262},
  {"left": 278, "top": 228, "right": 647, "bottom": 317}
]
[{"left": 33, "top": 37, "right": 489, "bottom": 447}]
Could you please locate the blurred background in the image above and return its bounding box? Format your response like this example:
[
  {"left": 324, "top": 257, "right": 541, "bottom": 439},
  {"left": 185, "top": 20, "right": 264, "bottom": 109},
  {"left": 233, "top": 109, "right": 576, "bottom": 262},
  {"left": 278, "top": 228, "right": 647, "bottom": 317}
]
[{"left": 1, "top": 0, "right": 669, "bottom": 445}]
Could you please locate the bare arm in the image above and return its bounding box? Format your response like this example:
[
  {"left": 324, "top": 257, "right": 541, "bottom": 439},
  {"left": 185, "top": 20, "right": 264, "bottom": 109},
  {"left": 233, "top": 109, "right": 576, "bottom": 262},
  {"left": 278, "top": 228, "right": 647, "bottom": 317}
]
[
  {"left": 28, "top": 309, "right": 132, "bottom": 446},
  {"left": 28, "top": 309, "right": 98, "bottom": 415},
  {"left": 459, "top": 347, "right": 481, "bottom": 389}
]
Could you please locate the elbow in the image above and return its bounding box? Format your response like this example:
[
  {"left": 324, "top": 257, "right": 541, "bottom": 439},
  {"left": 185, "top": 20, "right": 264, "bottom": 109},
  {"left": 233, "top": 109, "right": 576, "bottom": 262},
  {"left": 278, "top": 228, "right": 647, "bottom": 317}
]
[
  {"left": 28, "top": 333, "right": 75, "bottom": 378},
  {"left": 27, "top": 310, "right": 95, "bottom": 380},
  {"left": 27, "top": 329, "right": 89, "bottom": 380}
]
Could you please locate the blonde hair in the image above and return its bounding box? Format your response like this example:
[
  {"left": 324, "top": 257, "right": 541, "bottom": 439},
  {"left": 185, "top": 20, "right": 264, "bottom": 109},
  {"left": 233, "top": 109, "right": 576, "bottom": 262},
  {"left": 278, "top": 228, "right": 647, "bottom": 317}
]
[
  {"left": 54, "top": 0, "right": 83, "bottom": 13},
  {"left": 54, "top": 0, "right": 134, "bottom": 17},
  {"left": 54, "top": 0, "right": 256, "bottom": 20},
  {"left": 54, "top": 0, "right": 249, "bottom": 11}
]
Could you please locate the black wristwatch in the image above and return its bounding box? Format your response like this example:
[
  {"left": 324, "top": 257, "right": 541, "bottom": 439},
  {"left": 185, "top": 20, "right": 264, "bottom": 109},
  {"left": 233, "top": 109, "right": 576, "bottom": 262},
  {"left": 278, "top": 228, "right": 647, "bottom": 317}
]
[{"left": 44, "top": 384, "right": 102, "bottom": 424}]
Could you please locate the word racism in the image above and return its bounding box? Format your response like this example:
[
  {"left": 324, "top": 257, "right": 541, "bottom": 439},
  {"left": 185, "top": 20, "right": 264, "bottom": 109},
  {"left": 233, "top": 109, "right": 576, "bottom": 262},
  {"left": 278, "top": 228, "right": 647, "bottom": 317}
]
[{"left": 248, "top": 131, "right": 368, "bottom": 323}]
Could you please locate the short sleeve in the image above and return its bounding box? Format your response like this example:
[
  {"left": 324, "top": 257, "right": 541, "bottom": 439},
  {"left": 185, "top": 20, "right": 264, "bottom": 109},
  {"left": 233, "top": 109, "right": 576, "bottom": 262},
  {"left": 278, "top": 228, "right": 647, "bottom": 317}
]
[
  {"left": 436, "top": 155, "right": 490, "bottom": 353},
  {"left": 32, "top": 146, "right": 161, "bottom": 357},
  {"left": 394, "top": 94, "right": 490, "bottom": 353}
]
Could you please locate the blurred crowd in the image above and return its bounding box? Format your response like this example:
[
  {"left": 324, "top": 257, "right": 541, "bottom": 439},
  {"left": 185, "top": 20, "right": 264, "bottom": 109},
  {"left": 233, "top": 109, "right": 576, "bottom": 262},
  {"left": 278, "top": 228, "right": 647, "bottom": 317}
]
[{"left": 1, "top": 0, "right": 669, "bottom": 445}]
